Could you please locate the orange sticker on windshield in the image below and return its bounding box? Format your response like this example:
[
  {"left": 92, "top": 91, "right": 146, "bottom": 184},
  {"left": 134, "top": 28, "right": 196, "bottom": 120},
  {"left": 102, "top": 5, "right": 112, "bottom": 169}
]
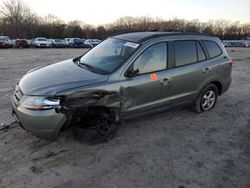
[
  {"left": 150, "top": 73, "right": 158, "bottom": 81},
  {"left": 96, "top": 50, "right": 104, "bottom": 55}
]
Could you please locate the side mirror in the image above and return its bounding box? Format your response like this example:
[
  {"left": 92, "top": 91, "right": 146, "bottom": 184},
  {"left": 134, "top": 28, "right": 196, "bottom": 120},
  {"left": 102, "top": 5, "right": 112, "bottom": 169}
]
[{"left": 126, "top": 69, "right": 139, "bottom": 77}]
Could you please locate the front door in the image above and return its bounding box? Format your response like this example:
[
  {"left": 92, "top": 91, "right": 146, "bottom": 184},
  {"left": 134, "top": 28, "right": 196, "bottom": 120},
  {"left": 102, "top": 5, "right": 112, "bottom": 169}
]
[{"left": 120, "top": 42, "right": 171, "bottom": 116}]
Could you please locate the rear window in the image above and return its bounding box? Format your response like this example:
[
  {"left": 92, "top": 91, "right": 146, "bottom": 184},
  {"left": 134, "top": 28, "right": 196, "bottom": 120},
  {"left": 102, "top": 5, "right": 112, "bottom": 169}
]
[
  {"left": 202, "top": 40, "right": 222, "bottom": 58},
  {"left": 174, "top": 41, "right": 197, "bottom": 66}
]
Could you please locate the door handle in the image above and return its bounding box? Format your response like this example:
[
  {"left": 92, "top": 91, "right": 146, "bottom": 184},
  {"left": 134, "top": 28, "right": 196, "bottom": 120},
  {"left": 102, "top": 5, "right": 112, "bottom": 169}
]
[
  {"left": 160, "top": 77, "right": 170, "bottom": 85},
  {"left": 203, "top": 67, "right": 212, "bottom": 73}
]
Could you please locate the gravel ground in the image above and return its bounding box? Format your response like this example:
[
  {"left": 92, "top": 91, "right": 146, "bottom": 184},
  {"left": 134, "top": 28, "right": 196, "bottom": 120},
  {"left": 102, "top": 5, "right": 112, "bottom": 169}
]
[{"left": 0, "top": 48, "right": 249, "bottom": 188}]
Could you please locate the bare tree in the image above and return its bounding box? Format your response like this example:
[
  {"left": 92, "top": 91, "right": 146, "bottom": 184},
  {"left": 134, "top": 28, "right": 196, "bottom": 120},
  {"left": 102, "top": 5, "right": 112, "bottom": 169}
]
[
  {"left": 0, "top": 0, "right": 29, "bottom": 37},
  {"left": 0, "top": 0, "right": 249, "bottom": 40}
]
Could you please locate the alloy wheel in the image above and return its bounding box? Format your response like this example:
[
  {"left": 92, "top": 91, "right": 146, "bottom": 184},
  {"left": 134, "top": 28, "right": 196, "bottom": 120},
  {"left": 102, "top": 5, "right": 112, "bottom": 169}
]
[{"left": 201, "top": 90, "right": 216, "bottom": 111}]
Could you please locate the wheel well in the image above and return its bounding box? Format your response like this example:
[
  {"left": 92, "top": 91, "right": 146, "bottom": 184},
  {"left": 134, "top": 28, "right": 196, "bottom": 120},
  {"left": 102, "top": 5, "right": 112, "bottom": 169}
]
[
  {"left": 210, "top": 81, "right": 222, "bottom": 95},
  {"left": 59, "top": 106, "right": 113, "bottom": 132},
  {"left": 70, "top": 106, "right": 118, "bottom": 127}
]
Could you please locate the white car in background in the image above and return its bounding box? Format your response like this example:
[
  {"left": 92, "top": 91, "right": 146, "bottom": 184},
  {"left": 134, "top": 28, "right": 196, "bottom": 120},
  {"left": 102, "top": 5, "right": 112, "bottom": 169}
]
[
  {"left": 0, "top": 35, "right": 12, "bottom": 47},
  {"left": 84, "top": 39, "right": 102, "bottom": 48},
  {"left": 64, "top": 38, "right": 72, "bottom": 47},
  {"left": 32, "top": 37, "right": 50, "bottom": 48},
  {"left": 244, "top": 41, "right": 250, "bottom": 47}
]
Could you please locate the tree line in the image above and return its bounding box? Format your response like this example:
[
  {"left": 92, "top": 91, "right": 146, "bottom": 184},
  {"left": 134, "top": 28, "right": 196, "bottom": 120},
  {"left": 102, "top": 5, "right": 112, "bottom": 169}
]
[{"left": 0, "top": 0, "right": 250, "bottom": 40}]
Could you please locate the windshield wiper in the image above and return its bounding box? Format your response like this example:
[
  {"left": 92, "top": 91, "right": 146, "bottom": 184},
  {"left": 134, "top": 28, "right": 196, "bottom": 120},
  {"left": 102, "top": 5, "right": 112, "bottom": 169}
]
[
  {"left": 79, "top": 62, "right": 96, "bottom": 70},
  {"left": 78, "top": 62, "right": 108, "bottom": 75}
]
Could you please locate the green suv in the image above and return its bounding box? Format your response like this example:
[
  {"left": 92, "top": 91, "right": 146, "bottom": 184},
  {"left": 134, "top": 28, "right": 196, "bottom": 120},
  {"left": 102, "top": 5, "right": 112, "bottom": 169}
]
[{"left": 12, "top": 32, "right": 233, "bottom": 141}]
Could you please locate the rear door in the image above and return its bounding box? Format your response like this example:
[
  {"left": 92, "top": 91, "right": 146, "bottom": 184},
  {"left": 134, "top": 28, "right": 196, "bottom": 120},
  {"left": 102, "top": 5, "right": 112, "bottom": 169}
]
[
  {"left": 163, "top": 40, "right": 213, "bottom": 104},
  {"left": 201, "top": 40, "right": 231, "bottom": 80}
]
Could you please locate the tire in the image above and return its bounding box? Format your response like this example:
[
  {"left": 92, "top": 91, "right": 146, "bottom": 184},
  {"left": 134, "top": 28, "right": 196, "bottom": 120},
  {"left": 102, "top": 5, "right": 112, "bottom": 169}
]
[
  {"left": 96, "top": 119, "right": 117, "bottom": 142},
  {"left": 73, "top": 115, "right": 117, "bottom": 144},
  {"left": 193, "top": 84, "right": 218, "bottom": 113}
]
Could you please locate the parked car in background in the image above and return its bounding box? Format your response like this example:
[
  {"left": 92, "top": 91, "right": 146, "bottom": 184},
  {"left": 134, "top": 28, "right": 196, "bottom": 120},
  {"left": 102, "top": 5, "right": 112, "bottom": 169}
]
[
  {"left": 10, "top": 39, "right": 16, "bottom": 47},
  {"left": 0, "top": 36, "right": 12, "bottom": 48},
  {"left": 80, "top": 38, "right": 87, "bottom": 45},
  {"left": 68, "top": 38, "right": 91, "bottom": 48},
  {"left": 26, "top": 39, "right": 32, "bottom": 46},
  {"left": 244, "top": 41, "right": 250, "bottom": 47},
  {"left": 225, "top": 42, "right": 236, "bottom": 47},
  {"left": 84, "top": 39, "right": 102, "bottom": 47},
  {"left": 47, "top": 39, "right": 52, "bottom": 47},
  {"left": 235, "top": 41, "right": 244, "bottom": 47},
  {"left": 49, "top": 39, "right": 67, "bottom": 48},
  {"left": 65, "top": 38, "right": 72, "bottom": 47},
  {"left": 0, "top": 38, "right": 8, "bottom": 48},
  {"left": 223, "top": 40, "right": 245, "bottom": 47},
  {"left": 14, "top": 39, "right": 29, "bottom": 48},
  {"left": 223, "top": 41, "right": 230, "bottom": 47},
  {"left": 32, "top": 37, "right": 50, "bottom": 48}
]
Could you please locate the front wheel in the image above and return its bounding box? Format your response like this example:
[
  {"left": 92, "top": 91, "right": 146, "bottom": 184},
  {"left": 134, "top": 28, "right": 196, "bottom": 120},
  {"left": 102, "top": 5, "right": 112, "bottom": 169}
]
[{"left": 193, "top": 84, "right": 218, "bottom": 113}]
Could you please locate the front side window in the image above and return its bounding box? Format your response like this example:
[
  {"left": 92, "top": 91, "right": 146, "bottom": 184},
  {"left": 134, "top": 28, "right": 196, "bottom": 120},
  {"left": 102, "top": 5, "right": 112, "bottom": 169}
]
[
  {"left": 133, "top": 43, "right": 167, "bottom": 74},
  {"left": 202, "top": 40, "right": 222, "bottom": 58},
  {"left": 80, "top": 38, "right": 139, "bottom": 74},
  {"left": 174, "top": 40, "right": 197, "bottom": 66}
]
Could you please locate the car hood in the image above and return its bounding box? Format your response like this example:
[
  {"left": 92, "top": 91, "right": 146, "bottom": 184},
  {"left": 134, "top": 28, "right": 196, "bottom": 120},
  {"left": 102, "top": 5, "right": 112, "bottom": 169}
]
[{"left": 19, "top": 59, "right": 109, "bottom": 96}]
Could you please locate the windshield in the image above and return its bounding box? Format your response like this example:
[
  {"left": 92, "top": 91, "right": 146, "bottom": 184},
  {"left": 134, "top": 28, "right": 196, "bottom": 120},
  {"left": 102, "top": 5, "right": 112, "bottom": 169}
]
[
  {"left": 0, "top": 36, "right": 10, "bottom": 40},
  {"left": 55, "top": 39, "right": 63, "bottom": 42},
  {"left": 38, "top": 38, "right": 47, "bottom": 41},
  {"left": 80, "top": 38, "right": 139, "bottom": 74},
  {"left": 73, "top": 39, "right": 82, "bottom": 43}
]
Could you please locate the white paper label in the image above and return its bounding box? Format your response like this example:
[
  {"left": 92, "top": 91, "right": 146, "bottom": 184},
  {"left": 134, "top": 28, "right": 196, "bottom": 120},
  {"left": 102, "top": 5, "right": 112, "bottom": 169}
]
[{"left": 124, "top": 42, "right": 139, "bottom": 48}]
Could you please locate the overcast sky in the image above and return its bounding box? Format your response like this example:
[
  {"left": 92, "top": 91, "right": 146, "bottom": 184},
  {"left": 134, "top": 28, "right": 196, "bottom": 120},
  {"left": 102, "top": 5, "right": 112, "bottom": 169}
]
[{"left": 1, "top": 0, "right": 250, "bottom": 25}]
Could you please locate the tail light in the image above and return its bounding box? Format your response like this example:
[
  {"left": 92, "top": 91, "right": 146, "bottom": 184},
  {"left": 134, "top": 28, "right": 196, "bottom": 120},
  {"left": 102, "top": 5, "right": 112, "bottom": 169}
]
[{"left": 228, "top": 58, "right": 234, "bottom": 65}]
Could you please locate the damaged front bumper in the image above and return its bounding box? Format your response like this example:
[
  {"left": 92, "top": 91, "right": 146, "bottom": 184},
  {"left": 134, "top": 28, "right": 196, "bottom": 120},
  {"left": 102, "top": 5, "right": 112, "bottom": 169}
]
[{"left": 12, "top": 98, "right": 66, "bottom": 141}]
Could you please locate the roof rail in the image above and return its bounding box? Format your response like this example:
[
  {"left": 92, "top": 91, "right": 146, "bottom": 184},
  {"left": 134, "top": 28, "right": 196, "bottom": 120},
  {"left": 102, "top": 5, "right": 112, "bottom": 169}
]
[
  {"left": 111, "top": 29, "right": 160, "bottom": 37},
  {"left": 112, "top": 29, "right": 203, "bottom": 36}
]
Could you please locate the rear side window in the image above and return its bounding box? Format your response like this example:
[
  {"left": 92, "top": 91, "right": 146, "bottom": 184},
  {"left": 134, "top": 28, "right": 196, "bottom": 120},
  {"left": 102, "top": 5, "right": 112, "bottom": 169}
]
[
  {"left": 174, "top": 41, "right": 197, "bottom": 66},
  {"left": 202, "top": 40, "right": 222, "bottom": 58}
]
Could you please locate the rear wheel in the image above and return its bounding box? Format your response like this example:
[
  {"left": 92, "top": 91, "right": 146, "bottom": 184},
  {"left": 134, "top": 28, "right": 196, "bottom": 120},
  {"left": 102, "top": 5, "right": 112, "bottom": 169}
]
[{"left": 193, "top": 84, "right": 218, "bottom": 113}]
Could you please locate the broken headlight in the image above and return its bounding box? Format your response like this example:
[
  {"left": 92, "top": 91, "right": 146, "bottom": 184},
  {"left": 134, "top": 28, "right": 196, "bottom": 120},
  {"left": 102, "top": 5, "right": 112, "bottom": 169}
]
[{"left": 21, "top": 96, "right": 60, "bottom": 110}]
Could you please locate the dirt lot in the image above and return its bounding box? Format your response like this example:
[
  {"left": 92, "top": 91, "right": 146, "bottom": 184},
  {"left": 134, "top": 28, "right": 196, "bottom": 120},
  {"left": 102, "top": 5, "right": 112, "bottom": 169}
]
[{"left": 0, "top": 48, "right": 250, "bottom": 188}]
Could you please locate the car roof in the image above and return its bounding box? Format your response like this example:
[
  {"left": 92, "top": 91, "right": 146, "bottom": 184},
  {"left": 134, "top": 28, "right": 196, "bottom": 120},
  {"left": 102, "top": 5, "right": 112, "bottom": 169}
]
[{"left": 113, "top": 31, "right": 209, "bottom": 43}]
